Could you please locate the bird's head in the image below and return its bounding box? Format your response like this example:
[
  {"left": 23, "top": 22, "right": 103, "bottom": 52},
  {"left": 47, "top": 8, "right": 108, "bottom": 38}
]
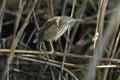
[{"left": 54, "top": 16, "right": 83, "bottom": 26}]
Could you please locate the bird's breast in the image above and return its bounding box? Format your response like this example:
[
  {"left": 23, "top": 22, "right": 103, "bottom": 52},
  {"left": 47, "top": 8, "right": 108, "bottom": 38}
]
[{"left": 53, "top": 23, "right": 70, "bottom": 41}]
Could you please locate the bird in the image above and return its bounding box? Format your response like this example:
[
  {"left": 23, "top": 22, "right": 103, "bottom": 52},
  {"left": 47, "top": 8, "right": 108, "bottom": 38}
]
[{"left": 34, "top": 16, "right": 83, "bottom": 54}]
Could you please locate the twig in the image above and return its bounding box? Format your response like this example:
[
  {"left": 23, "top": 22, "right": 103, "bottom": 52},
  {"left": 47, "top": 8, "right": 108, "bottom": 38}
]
[
  {"left": 32, "top": 2, "right": 40, "bottom": 30},
  {"left": 61, "top": 0, "right": 77, "bottom": 72},
  {"left": 0, "top": 7, "right": 4, "bottom": 39},
  {"left": 0, "top": 0, "right": 6, "bottom": 14},
  {"left": 84, "top": 7, "right": 119, "bottom": 21},
  {"left": 58, "top": 0, "right": 68, "bottom": 53},
  {"left": 61, "top": 41, "right": 69, "bottom": 72},
  {"left": 102, "top": 6, "right": 120, "bottom": 80},
  {"left": 62, "top": 0, "right": 68, "bottom": 15},
  {"left": 3, "top": 20, "right": 15, "bottom": 26},
  {"left": 85, "top": 0, "right": 108, "bottom": 80},
  {"left": 47, "top": 0, "right": 54, "bottom": 18},
  {"left": 13, "top": 0, "right": 25, "bottom": 41},
  {"left": 88, "top": 0, "right": 97, "bottom": 12},
  {"left": 97, "top": 65, "right": 120, "bottom": 68},
  {"left": 0, "top": 0, "right": 6, "bottom": 38},
  {"left": 19, "top": 33, "right": 26, "bottom": 49},
  {"left": 0, "top": 49, "right": 120, "bottom": 63},
  {"left": 1, "top": 0, "right": 38, "bottom": 80},
  {"left": 20, "top": 54, "right": 120, "bottom": 69},
  {"left": 68, "top": 0, "right": 89, "bottom": 52},
  {"left": 25, "top": 28, "right": 35, "bottom": 49},
  {"left": 50, "top": 66, "right": 55, "bottom": 80},
  {"left": 70, "top": 0, "right": 76, "bottom": 17},
  {"left": 15, "top": 55, "right": 79, "bottom": 80},
  {"left": 46, "top": 0, "right": 54, "bottom": 52}
]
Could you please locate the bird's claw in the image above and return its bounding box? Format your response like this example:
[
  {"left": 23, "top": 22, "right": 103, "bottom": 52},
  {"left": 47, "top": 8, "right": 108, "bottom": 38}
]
[{"left": 50, "top": 51, "right": 56, "bottom": 59}]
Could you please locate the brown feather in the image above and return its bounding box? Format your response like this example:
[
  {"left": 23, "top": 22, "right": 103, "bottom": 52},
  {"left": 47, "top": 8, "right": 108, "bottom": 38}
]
[
  {"left": 34, "top": 16, "right": 81, "bottom": 42},
  {"left": 37, "top": 17, "right": 58, "bottom": 41}
]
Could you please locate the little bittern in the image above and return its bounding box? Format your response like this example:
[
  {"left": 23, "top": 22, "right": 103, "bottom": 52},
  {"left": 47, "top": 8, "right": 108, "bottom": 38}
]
[{"left": 34, "top": 16, "right": 82, "bottom": 54}]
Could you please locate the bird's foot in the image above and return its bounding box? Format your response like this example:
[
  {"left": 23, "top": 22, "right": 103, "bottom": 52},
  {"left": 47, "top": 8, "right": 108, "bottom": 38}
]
[
  {"left": 37, "top": 50, "right": 43, "bottom": 58},
  {"left": 50, "top": 50, "right": 56, "bottom": 59},
  {"left": 37, "top": 49, "right": 44, "bottom": 58}
]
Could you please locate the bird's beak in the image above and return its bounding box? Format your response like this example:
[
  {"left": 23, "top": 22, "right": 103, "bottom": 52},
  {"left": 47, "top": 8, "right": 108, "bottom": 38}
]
[{"left": 68, "top": 19, "right": 83, "bottom": 23}]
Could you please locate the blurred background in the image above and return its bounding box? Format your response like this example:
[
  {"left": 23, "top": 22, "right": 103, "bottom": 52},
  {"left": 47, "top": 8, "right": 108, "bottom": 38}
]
[{"left": 0, "top": 0, "right": 119, "bottom": 80}]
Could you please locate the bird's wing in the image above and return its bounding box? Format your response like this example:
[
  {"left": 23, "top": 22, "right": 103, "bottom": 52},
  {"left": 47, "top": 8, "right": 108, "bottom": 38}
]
[
  {"left": 43, "top": 22, "right": 58, "bottom": 41},
  {"left": 34, "top": 21, "right": 53, "bottom": 41},
  {"left": 37, "top": 20, "right": 57, "bottom": 41}
]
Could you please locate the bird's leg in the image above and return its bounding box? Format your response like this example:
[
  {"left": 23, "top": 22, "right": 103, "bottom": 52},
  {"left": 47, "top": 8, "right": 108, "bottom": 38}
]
[
  {"left": 37, "top": 42, "right": 44, "bottom": 57},
  {"left": 37, "top": 42, "right": 41, "bottom": 57},
  {"left": 39, "top": 42, "right": 43, "bottom": 51},
  {"left": 49, "top": 41, "right": 56, "bottom": 58},
  {"left": 50, "top": 41, "right": 55, "bottom": 53}
]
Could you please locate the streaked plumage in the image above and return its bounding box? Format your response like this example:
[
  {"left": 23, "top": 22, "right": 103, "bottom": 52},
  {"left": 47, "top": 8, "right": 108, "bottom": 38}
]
[{"left": 34, "top": 16, "right": 82, "bottom": 42}]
